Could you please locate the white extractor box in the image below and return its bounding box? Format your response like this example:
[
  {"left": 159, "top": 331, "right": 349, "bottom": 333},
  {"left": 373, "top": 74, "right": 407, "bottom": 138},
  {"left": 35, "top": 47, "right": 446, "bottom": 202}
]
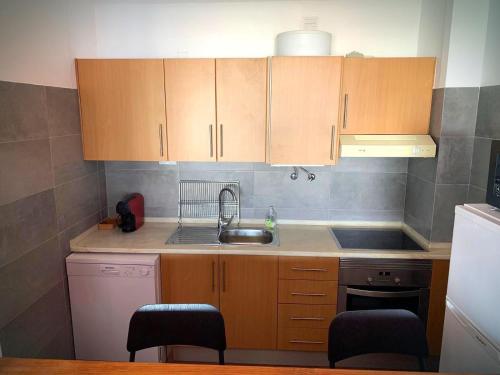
[
  {"left": 66, "top": 253, "right": 161, "bottom": 362},
  {"left": 440, "top": 204, "right": 500, "bottom": 373}
]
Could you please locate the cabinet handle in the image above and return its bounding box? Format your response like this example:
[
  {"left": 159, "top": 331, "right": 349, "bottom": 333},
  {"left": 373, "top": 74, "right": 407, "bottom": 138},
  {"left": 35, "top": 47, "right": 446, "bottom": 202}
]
[
  {"left": 220, "top": 124, "right": 224, "bottom": 157},
  {"left": 343, "top": 94, "right": 349, "bottom": 129},
  {"left": 159, "top": 124, "right": 164, "bottom": 157},
  {"left": 222, "top": 261, "right": 226, "bottom": 292},
  {"left": 209, "top": 124, "right": 213, "bottom": 157},
  {"left": 330, "top": 125, "right": 335, "bottom": 160},
  {"left": 291, "top": 292, "right": 326, "bottom": 297},
  {"left": 289, "top": 340, "right": 324, "bottom": 345},
  {"left": 211, "top": 261, "right": 215, "bottom": 292},
  {"left": 290, "top": 317, "right": 325, "bottom": 321},
  {"left": 291, "top": 267, "right": 328, "bottom": 272}
]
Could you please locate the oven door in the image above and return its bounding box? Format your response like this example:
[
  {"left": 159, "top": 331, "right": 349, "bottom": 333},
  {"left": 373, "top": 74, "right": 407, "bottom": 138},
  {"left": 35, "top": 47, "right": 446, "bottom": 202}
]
[{"left": 337, "top": 286, "right": 430, "bottom": 324}]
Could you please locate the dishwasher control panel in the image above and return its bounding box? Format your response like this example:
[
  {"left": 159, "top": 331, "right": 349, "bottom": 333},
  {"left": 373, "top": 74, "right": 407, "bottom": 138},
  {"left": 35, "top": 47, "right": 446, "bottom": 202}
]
[{"left": 99, "top": 264, "right": 153, "bottom": 277}]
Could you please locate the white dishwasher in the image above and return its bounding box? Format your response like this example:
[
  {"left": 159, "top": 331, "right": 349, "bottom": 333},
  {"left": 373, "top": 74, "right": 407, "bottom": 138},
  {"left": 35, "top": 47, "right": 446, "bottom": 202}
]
[{"left": 66, "top": 253, "right": 161, "bottom": 362}]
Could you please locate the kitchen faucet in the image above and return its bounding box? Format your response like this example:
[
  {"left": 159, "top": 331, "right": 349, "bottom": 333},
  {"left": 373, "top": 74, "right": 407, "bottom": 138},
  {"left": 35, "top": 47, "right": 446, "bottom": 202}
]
[{"left": 218, "top": 187, "right": 237, "bottom": 237}]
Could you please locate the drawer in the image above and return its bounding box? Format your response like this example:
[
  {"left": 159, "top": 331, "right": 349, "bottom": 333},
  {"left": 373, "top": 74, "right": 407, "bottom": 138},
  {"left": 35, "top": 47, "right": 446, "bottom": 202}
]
[
  {"left": 278, "top": 304, "right": 337, "bottom": 329},
  {"left": 279, "top": 279, "right": 338, "bottom": 305},
  {"left": 278, "top": 327, "right": 328, "bottom": 352},
  {"left": 279, "top": 257, "right": 339, "bottom": 281}
]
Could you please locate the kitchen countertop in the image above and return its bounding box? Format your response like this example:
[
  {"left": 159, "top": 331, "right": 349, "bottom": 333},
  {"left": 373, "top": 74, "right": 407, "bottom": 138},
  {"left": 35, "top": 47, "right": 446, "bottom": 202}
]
[
  {"left": 70, "top": 221, "right": 451, "bottom": 260},
  {"left": 0, "top": 357, "right": 453, "bottom": 375}
]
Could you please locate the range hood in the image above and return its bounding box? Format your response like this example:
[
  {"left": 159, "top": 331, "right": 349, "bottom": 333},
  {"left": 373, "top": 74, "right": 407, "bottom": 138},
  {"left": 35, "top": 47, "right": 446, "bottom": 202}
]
[{"left": 340, "top": 135, "right": 436, "bottom": 158}]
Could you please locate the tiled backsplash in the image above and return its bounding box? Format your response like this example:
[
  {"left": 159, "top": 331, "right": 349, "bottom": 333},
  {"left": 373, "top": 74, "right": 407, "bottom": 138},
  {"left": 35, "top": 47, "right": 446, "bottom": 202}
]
[
  {"left": 406, "top": 85, "right": 500, "bottom": 242},
  {"left": 0, "top": 81, "right": 106, "bottom": 359},
  {"left": 105, "top": 158, "right": 409, "bottom": 223}
]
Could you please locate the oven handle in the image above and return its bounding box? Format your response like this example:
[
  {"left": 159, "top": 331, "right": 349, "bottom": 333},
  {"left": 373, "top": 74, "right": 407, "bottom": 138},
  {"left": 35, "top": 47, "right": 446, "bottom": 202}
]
[{"left": 346, "top": 288, "right": 421, "bottom": 298}]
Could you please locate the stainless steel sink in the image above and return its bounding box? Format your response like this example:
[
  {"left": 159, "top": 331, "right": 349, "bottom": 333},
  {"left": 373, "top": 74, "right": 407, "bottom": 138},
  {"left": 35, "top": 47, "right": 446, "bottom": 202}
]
[
  {"left": 218, "top": 228, "right": 275, "bottom": 245},
  {"left": 166, "top": 226, "right": 279, "bottom": 246}
]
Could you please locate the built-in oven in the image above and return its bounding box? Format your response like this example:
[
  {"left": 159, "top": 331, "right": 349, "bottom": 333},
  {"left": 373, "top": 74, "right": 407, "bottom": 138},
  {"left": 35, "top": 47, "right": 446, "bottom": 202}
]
[{"left": 337, "top": 258, "right": 432, "bottom": 324}]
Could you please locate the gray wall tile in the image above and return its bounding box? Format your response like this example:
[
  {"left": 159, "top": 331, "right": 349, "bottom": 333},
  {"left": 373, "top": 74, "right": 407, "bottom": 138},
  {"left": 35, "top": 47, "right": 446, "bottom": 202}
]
[
  {"left": 329, "top": 209, "right": 403, "bottom": 222},
  {"left": 330, "top": 172, "right": 406, "bottom": 211},
  {"left": 404, "top": 212, "right": 431, "bottom": 240},
  {"left": 429, "top": 88, "right": 444, "bottom": 139},
  {"left": 36, "top": 319, "right": 74, "bottom": 359},
  {"left": 0, "top": 81, "right": 48, "bottom": 142},
  {"left": 407, "top": 158, "right": 437, "bottom": 183},
  {"left": 435, "top": 136, "right": 474, "bottom": 184},
  {"left": 467, "top": 185, "right": 486, "bottom": 203},
  {"left": 181, "top": 170, "right": 254, "bottom": 208},
  {"left": 104, "top": 161, "right": 160, "bottom": 171},
  {"left": 0, "top": 282, "right": 71, "bottom": 358},
  {"left": 58, "top": 212, "right": 101, "bottom": 260},
  {"left": 46, "top": 87, "right": 81, "bottom": 137},
  {"left": 106, "top": 170, "right": 179, "bottom": 214},
  {"left": 0, "top": 139, "right": 54, "bottom": 205},
  {"left": 50, "top": 134, "right": 97, "bottom": 186},
  {"left": 404, "top": 174, "right": 435, "bottom": 239},
  {"left": 441, "top": 87, "right": 479, "bottom": 137},
  {"left": 253, "top": 170, "right": 329, "bottom": 210},
  {"left": 0, "top": 237, "right": 62, "bottom": 329},
  {"left": 431, "top": 184, "right": 468, "bottom": 242},
  {"left": 476, "top": 85, "right": 500, "bottom": 138},
  {"left": 0, "top": 190, "right": 57, "bottom": 268},
  {"left": 332, "top": 158, "right": 408, "bottom": 173},
  {"left": 254, "top": 207, "right": 329, "bottom": 221},
  {"left": 98, "top": 166, "right": 107, "bottom": 216},
  {"left": 179, "top": 161, "right": 254, "bottom": 171},
  {"left": 54, "top": 173, "right": 100, "bottom": 231},
  {"left": 469, "top": 137, "right": 492, "bottom": 189}
]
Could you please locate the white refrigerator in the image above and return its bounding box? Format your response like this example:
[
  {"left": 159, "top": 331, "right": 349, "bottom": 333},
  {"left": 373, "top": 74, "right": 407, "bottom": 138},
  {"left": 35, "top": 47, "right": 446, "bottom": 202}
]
[{"left": 440, "top": 204, "right": 500, "bottom": 373}]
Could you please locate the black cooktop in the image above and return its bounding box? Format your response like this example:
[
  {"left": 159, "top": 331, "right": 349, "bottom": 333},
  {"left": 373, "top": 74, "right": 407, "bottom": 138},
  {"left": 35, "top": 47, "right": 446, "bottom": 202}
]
[{"left": 331, "top": 228, "right": 424, "bottom": 251}]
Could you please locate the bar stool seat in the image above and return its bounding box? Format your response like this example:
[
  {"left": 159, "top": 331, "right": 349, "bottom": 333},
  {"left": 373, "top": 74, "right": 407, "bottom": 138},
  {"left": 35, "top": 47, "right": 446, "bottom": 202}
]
[
  {"left": 328, "top": 309, "right": 428, "bottom": 371},
  {"left": 127, "top": 303, "right": 226, "bottom": 364}
]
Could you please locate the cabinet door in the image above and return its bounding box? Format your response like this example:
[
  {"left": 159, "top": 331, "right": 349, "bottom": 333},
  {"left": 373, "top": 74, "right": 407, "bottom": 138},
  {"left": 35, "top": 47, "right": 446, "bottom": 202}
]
[
  {"left": 341, "top": 57, "right": 435, "bottom": 135},
  {"left": 164, "top": 59, "right": 216, "bottom": 161},
  {"left": 427, "top": 259, "right": 450, "bottom": 356},
  {"left": 220, "top": 255, "right": 278, "bottom": 349},
  {"left": 269, "top": 56, "right": 342, "bottom": 165},
  {"left": 216, "top": 58, "right": 267, "bottom": 162},
  {"left": 76, "top": 59, "right": 167, "bottom": 161},
  {"left": 161, "top": 254, "right": 219, "bottom": 308}
]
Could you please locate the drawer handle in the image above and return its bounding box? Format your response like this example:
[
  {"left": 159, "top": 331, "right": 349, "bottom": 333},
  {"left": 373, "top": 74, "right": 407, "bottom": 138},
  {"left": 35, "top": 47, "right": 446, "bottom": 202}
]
[
  {"left": 291, "top": 292, "right": 327, "bottom": 297},
  {"left": 289, "top": 340, "right": 324, "bottom": 345},
  {"left": 291, "top": 267, "right": 328, "bottom": 272},
  {"left": 290, "top": 317, "right": 325, "bottom": 321}
]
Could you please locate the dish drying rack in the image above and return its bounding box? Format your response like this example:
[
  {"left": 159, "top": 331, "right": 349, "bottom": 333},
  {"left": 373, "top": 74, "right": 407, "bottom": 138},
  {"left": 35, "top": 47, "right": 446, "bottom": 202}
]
[{"left": 177, "top": 180, "right": 240, "bottom": 225}]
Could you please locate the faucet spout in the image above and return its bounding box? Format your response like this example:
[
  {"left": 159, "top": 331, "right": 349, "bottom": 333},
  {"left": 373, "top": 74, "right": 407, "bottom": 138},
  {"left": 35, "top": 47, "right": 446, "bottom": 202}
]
[{"left": 218, "top": 187, "right": 237, "bottom": 236}]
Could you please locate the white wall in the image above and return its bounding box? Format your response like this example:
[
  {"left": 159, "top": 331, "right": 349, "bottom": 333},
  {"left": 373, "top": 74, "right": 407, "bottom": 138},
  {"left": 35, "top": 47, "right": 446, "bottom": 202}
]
[
  {"left": 443, "top": 0, "right": 489, "bottom": 87},
  {"left": 417, "top": 0, "right": 453, "bottom": 88},
  {"left": 0, "top": 0, "right": 423, "bottom": 88},
  {"left": 481, "top": 0, "right": 500, "bottom": 86}
]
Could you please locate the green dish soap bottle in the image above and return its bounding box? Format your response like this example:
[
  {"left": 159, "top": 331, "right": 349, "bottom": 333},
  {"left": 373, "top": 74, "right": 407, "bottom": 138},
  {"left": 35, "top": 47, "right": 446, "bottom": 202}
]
[{"left": 265, "top": 206, "right": 277, "bottom": 230}]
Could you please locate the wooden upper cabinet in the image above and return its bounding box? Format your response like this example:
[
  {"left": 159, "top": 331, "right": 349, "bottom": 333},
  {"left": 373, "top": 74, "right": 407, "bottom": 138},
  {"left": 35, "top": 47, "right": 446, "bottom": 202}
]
[
  {"left": 340, "top": 57, "right": 436, "bottom": 135},
  {"left": 220, "top": 255, "right": 278, "bottom": 349},
  {"left": 164, "top": 59, "right": 216, "bottom": 161},
  {"left": 76, "top": 59, "right": 167, "bottom": 161},
  {"left": 269, "top": 56, "right": 342, "bottom": 165},
  {"left": 215, "top": 58, "right": 267, "bottom": 162},
  {"left": 160, "top": 254, "right": 219, "bottom": 308}
]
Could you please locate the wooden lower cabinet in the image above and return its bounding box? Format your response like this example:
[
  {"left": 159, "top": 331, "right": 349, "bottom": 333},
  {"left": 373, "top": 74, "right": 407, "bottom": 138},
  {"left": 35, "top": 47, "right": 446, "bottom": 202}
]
[
  {"left": 161, "top": 254, "right": 219, "bottom": 308},
  {"left": 278, "top": 256, "right": 339, "bottom": 352},
  {"left": 427, "top": 259, "right": 450, "bottom": 356},
  {"left": 220, "top": 255, "right": 278, "bottom": 350},
  {"left": 161, "top": 254, "right": 278, "bottom": 350}
]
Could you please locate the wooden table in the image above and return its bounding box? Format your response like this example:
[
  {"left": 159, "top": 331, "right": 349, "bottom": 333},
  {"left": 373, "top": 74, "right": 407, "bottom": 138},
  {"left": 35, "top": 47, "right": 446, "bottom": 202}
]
[{"left": 0, "top": 358, "right": 449, "bottom": 375}]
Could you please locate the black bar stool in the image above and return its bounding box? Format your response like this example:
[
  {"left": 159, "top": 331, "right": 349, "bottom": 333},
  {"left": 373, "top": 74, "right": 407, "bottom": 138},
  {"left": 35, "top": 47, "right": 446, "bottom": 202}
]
[
  {"left": 127, "top": 304, "right": 226, "bottom": 364},
  {"left": 328, "top": 309, "right": 428, "bottom": 371}
]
